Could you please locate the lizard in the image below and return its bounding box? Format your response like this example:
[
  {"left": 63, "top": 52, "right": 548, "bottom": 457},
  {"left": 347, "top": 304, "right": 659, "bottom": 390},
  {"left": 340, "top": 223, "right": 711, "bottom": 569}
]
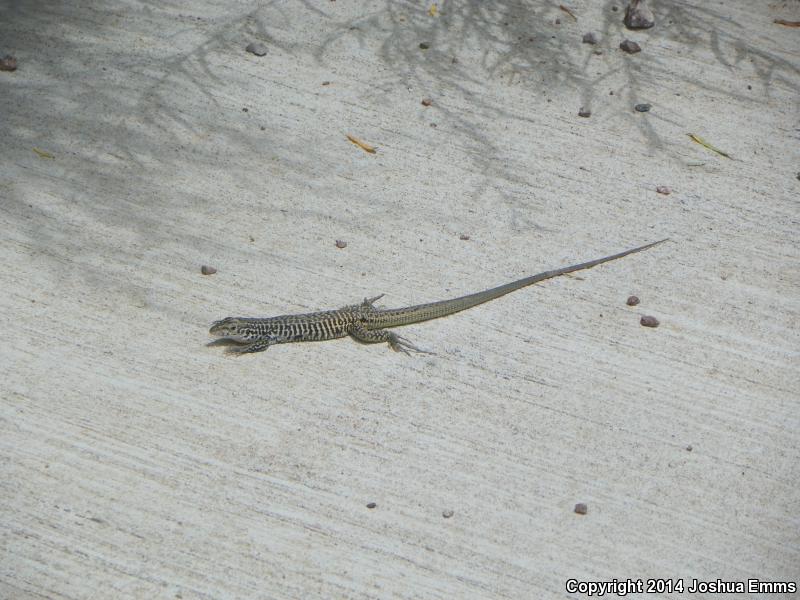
[{"left": 209, "top": 239, "right": 666, "bottom": 355}]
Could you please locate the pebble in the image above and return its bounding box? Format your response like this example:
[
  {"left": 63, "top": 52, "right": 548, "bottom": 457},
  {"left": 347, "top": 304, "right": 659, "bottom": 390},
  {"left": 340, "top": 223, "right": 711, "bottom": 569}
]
[
  {"left": 634, "top": 103, "right": 651, "bottom": 112},
  {"left": 421, "top": 98, "right": 432, "bottom": 106},
  {"left": 578, "top": 108, "right": 592, "bottom": 118},
  {"left": 626, "top": 295, "right": 640, "bottom": 306},
  {"left": 366, "top": 502, "right": 376, "bottom": 509},
  {"left": 582, "top": 32, "right": 598, "bottom": 44},
  {"left": 624, "top": 0, "right": 655, "bottom": 29},
  {"left": 419, "top": 42, "right": 430, "bottom": 50},
  {"left": 640, "top": 315, "right": 660, "bottom": 328},
  {"left": 574, "top": 503, "right": 588, "bottom": 515},
  {"left": 245, "top": 42, "right": 268, "bottom": 57},
  {"left": 656, "top": 185, "right": 671, "bottom": 195},
  {"left": 335, "top": 240, "right": 347, "bottom": 249},
  {"left": 459, "top": 234, "right": 470, "bottom": 240},
  {"left": 0, "top": 55, "right": 17, "bottom": 71},
  {"left": 442, "top": 509, "right": 454, "bottom": 518},
  {"left": 619, "top": 39, "right": 642, "bottom": 54},
  {"left": 200, "top": 265, "right": 217, "bottom": 275}
]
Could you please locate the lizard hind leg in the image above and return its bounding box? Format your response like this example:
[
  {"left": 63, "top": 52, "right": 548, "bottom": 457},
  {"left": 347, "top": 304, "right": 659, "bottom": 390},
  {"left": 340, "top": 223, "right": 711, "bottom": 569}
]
[
  {"left": 361, "top": 294, "right": 385, "bottom": 308},
  {"left": 349, "top": 323, "right": 433, "bottom": 356}
]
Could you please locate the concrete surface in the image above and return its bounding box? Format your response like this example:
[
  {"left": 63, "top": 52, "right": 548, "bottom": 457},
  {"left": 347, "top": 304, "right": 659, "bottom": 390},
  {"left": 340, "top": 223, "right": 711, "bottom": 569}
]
[{"left": 1, "top": 0, "right": 798, "bottom": 598}]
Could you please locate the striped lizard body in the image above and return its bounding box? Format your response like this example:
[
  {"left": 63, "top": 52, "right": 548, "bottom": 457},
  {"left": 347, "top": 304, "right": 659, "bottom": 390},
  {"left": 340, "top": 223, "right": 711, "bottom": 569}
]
[{"left": 210, "top": 239, "right": 666, "bottom": 354}]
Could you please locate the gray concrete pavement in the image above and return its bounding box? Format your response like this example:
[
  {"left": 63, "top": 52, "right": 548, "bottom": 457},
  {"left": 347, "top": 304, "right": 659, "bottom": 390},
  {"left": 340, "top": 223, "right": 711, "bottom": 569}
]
[{"left": 1, "top": 1, "right": 798, "bottom": 598}]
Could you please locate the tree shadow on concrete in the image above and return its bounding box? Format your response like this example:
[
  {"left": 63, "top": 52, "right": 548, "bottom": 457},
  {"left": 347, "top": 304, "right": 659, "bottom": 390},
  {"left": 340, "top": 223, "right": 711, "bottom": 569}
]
[
  {"left": 1, "top": 0, "right": 797, "bottom": 310},
  {"left": 306, "top": 0, "right": 799, "bottom": 176}
]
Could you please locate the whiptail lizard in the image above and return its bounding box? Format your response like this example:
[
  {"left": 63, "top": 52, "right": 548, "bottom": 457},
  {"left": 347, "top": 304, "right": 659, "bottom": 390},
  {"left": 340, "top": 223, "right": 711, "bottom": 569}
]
[{"left": 210, "top": 239, "right": 666, "bottom": 354}]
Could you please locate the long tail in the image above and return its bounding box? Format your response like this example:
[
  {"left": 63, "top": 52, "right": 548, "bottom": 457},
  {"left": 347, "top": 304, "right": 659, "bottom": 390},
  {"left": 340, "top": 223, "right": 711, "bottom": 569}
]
[{"left": 373, "top": 239, "right": 668, "bottom": 327}]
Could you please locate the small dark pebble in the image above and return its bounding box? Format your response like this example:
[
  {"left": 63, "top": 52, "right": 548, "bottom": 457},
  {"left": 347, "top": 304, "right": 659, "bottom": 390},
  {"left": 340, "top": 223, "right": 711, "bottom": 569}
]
[
  {"left": 747, "top": 84, "right": 752, "bottom": 90},
  {"left": 322, "top": 81, "right": 331, "bottom": 86},
  {"left": 578, "top": 108, "right": 591, "bottom": 118},
  {"left": 242, "top": 107, "right": 248, "bottom": 112},
  {"left": 619, "top": 39, "right": 642, "bottom": 54},
  {"left": 640, "top": 315, "right": 660, "bottom": 328},
  {"left": 582, "top": 32, "right": 597, "bottom": 44},
  {"left": 442, "top": 509, "right": 454, "bottom": 518},
  {"left": 421, "top": 98, "right": 432, "bottom": 106},
  {"left": 260, "top": 125, "right": 265, "bottom": 131},
  {"left": 419, "top": 42, "right": 430, "bottom": 50},
  {"left": 656, "top": 185, "right": 671, "bottom": 195},
  {"left": 555, "top": 18, "right": 561, "bottom": 25},
  {"left": 624, "top": 0, "right": 655, "bottom": 29},
  {"left": 0, "top": 55, "right": 17, "bottom": 71},
  {"left": 366, "top": 502, "right": 377, "bottom": 509},
  {"left": 612, "top": 5, "right": 618, "bottom": 11},
  {"left": 626, "top": 295, "right": 640, "bottom": 306},
  {"left": 574, "top": 503, "right": 588, "bottom": 515},
  {"left": 335, "top": 240, "right": 347, "bottom": 249},
  {"left": 201, "top": 265, "right": 217, "bottom": 275},
  {"left": 686, "top": 445, "right": 693, "bottom": 452},
  {"left": 634, "top": 103, "right": 651, "bottom": 112},
  {"left": 245, "top": 42, "right": 268, "bottom": 57},
  {"left": 459, "top": 234, "right": 470, "bottom": 240}
]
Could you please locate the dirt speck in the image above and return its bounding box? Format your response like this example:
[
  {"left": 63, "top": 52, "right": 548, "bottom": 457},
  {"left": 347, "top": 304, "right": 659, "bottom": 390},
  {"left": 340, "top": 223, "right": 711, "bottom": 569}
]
[{"left": 245, "top": 42, "right": 268, "bottom": 57}]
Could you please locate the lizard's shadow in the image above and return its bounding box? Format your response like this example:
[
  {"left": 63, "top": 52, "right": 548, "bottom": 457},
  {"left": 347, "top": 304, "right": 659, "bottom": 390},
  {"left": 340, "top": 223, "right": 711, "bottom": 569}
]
[{"left": 206, "top": 338, "right": 246, "bottom": 349}]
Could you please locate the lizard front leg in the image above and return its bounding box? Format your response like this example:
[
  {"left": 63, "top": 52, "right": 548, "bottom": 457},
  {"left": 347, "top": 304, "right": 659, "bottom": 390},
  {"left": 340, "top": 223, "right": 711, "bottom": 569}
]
[{"left": 226, "top": 338, "right": 275, "bottom": 354}]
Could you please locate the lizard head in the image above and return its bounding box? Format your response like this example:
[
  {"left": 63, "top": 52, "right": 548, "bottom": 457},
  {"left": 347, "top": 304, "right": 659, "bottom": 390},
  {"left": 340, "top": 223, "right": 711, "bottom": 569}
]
[{"left": 209, "top": 317, "right": 259, "bottom": 342}]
